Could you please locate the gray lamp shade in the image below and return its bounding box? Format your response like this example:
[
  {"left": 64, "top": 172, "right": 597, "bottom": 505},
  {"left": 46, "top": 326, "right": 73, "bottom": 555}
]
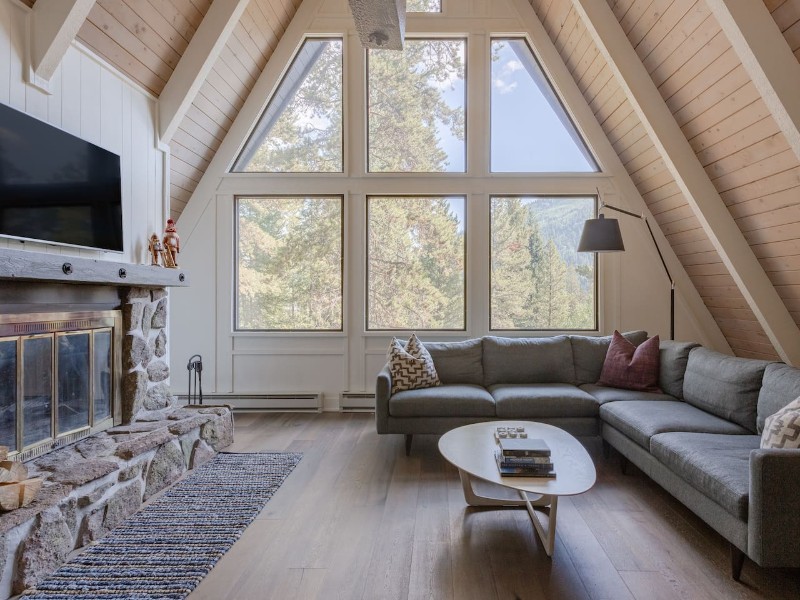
[{"left": 577, "top": 214, "right": 625, "bottom": 252}]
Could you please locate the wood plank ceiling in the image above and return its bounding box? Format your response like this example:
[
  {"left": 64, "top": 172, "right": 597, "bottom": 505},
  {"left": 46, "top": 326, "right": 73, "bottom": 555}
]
[
  {"left": 14, "top": 0, "right": 800, "bottom": 360},
  {"left": 529, "top": 0, "right": 800, "bottom": 361}
]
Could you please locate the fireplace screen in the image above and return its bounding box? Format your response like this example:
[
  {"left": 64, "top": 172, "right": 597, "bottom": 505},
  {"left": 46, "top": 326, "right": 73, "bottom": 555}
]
[{"left": 0, "top": 311, "right": 121, "bottom": 460}]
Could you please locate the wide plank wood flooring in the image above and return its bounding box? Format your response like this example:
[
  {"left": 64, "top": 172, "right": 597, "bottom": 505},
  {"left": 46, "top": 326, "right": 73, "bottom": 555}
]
[{"left": 189, "top": 412, "right": 800, "bottom": 600}]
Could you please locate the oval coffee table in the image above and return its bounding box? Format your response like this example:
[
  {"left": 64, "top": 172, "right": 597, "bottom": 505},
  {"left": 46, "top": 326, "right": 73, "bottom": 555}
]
[{"left": 438, "top": 420, "right": 596, "bottom": 557}]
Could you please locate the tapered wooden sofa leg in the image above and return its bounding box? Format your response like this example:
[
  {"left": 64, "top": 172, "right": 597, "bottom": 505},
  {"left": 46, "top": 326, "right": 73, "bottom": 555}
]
[
  {"left": 602, "top": 439, "right": 611, "bottom": 459},
  {"left": 620, "top": 455, "right": 629, "bottom": 475},
  {"left": 405, "top": 434, "right": 413, "bottom": 456},
  {"left": 730, "top": 545, "right": 745, "bottom": 581}
]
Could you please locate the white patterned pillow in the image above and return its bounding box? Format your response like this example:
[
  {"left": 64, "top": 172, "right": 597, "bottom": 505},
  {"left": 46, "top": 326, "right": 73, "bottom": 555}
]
[
  {"left": 388, "top": 334, "right": 441, "bottom": 394},
  {"left": 761, "top": 396, "right": 800, "bottom": 449}
]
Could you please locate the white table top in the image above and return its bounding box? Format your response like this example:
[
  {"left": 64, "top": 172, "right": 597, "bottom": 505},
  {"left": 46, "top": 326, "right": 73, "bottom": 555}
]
[{"left": 438, "top": 421, "right": 597, "bottom": 497}]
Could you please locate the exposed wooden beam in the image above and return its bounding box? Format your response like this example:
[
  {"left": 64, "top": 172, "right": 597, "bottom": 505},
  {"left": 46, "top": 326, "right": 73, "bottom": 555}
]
[
  {"left": 176, "top": 0, "right": 326, "bottom": 237},
  {"left": 158, "top": 0, "right": 251, "bottom": 144},
  {"left": 570, "top": 0, "right": 800, "bottom": 365},
  {"left": 28, "top": 0, "right": 96, "bottom": 87},
  {"left": 705, "top": 0, "right": 800, "bottom": 164},
  {"left": 510, "top": 0, "right": 731, "bottom": 353}
]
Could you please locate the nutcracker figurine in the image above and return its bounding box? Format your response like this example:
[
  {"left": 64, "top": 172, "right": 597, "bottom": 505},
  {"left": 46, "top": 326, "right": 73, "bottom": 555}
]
[
  {"left": 148, "top": 233, "right": 163, "bottom": 267},
  {"left": 162, "top": 219, "right": 180, "bottom": 268}
]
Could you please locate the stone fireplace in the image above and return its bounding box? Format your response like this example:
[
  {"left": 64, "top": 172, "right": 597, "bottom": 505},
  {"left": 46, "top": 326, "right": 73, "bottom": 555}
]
[{"left": 0, "top": 250, "right": 233, "bottom": 597}]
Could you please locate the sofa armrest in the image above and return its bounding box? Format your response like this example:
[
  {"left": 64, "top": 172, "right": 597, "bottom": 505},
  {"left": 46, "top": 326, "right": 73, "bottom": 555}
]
[
  {"left": 748, "top": 448, "right": 800, "bottom": 566},
  {"left": 375, "top": 363, "right": 392, "bottom": 434}
]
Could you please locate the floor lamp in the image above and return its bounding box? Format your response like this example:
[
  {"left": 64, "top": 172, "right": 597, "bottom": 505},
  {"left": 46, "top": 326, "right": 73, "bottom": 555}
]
[{"left": 577, "top": 201, "right": 675, "bottom": 340}]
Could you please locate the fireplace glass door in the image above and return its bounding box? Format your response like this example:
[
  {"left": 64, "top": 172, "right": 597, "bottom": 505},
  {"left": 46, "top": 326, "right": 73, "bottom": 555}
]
[
  {"left": 0, "top": 311, "right": 120, "bottom": 461},
  {"left": 23, "top": 336, "right": 53, "bottom": 447},
  {"left": 0, "top": 339, "right": 17, "bottom": 452}
]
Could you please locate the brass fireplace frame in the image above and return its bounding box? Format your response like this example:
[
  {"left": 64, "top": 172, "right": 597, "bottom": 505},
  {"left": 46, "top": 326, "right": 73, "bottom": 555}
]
[{"left": 0, "top": 310, "right": 123, "bottom": 462}]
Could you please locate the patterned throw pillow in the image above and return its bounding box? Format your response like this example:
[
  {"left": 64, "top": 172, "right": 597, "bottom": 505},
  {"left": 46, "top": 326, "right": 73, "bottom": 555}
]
[
  {"left": 761, "top": 396, "right": 800, "bottom": 449},
  {"left": 388, "top": 333, "right": 441, "bottom": 394},
  {"left": 597, "top": 330, "right": 662, "bottom": 393}
]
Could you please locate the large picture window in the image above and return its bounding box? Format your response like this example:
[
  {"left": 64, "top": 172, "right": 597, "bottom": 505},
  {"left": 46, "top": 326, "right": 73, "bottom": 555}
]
[
  {"left": 236, "top": 196, "right": 343, "bottom": 331},
  {"left": 367, "top": 39, "right": 466, "bottom": 173},
  {"left": 490, "top": 196, "right": 596, "bottom": 330},
  {"left": 367, "top": 196, "right": 466, "bottom": 330}
]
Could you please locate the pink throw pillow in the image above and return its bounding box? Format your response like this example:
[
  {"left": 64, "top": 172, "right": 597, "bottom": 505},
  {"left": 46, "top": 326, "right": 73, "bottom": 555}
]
[{"left": 597, "top": 330, "right": 662, "bottom": 393}]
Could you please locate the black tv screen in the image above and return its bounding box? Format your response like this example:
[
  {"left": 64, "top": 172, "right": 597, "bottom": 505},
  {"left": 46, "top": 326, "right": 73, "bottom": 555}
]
[{"left": 0, "top": 103, "right": 123, "bottom": 252}]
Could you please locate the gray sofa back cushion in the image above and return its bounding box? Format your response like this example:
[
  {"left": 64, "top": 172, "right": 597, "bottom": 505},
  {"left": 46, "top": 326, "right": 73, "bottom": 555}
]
[
  {"left": 683, "top": 347, "right": 772, "bottom": 433},
  {"left": 659, "top": 340, "right": 700, "bottom": 399},
  {"left": 483, "top": 336, "right": 574, "bottom": 386},
  {"left": 757, "top": 363, "right": 800, "bottom": 433},
  {"left": 570, "top": 331, "right": 647, "bottom": 385},
  {"left": 423, "top": 338, "right": 484, "bottom": 386}
]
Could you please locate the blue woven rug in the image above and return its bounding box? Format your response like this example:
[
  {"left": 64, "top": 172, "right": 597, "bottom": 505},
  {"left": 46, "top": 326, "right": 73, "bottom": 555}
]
[{"left": 23, "top": 452, "right": 302, "bottom": 600}]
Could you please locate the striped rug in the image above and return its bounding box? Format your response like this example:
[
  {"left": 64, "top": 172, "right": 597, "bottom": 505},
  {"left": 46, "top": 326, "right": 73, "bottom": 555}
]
[{"left": 23, "top": 452, "right": 302, "bottom": 600}]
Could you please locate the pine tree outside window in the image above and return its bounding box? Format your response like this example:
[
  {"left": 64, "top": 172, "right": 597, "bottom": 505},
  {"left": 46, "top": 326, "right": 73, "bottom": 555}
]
[
  {"left": 232, "top": 39, "right": 343, "bottom": 173},
  {"left": 236, "top": 196, "right": 343, "bottom": 331},
  {"left": 367, "top": 39, "right": 466, "bottom": 173},
  {"left": 490, "top": 196, "right": 596, "bottom": 331},
  {"left": 367, "top": 196, "right": 466, "bottom": 330}
]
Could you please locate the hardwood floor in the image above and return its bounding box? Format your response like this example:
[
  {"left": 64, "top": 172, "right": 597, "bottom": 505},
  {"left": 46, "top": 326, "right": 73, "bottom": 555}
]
[{"left": 189, "top": 412, "right": 800, "bottom": 600}]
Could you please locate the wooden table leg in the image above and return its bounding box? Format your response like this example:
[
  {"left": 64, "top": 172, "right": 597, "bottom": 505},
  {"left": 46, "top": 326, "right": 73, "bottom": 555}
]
[{"left": 457, "top": 469, "right": 558, "bottom": 556}]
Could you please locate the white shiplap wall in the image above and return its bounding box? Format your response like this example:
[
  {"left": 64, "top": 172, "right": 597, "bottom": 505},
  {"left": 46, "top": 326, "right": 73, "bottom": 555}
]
[{"left": 0, "top": 0, "right": 167, "bottom": 265}]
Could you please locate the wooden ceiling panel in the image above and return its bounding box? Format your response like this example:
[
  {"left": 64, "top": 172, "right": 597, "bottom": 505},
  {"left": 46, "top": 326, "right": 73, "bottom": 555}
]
[
  {"left": 766, "top": 0, "right": 800, "bottom": 60},
  {"left": 75, "top": 0, "right": 211, "bottom": 96},
  {"left": 167, "top": 0, "right": 301, "bottom": 220},
  {"left": 532, "top": 0, "right": 784, "bottom": 358}
]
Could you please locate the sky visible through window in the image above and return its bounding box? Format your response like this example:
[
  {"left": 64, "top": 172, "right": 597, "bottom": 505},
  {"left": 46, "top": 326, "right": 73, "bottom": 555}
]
[{"left": 490, "top": 39, "right": 597, "bottom": 172}]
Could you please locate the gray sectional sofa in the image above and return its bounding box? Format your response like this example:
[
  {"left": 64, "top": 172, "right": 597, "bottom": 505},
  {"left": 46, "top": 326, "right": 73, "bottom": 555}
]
[{"left": 375, "top": 332, "right": 800, "bottom": 580}]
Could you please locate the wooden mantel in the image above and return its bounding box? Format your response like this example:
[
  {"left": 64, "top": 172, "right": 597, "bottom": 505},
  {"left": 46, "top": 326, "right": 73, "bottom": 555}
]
[{"left": 0, "top": 248, "right": 189, "bottom": 288}]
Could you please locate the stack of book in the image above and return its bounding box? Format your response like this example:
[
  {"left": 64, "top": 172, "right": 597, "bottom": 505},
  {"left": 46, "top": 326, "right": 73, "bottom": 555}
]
[{"left": 495, "top": 437, "right": 556, "bottom": 478}]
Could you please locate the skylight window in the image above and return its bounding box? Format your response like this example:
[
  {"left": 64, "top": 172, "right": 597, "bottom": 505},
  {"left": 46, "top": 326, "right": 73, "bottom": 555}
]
[
  {"left": 232, "top": 38, "right": 343, "bottom": 173},
  {"left": 407, "top": 0, "right": 442, "bottom": 12},
  {"left": 490, "top": 39, "right": 597, "bottom": 173}
]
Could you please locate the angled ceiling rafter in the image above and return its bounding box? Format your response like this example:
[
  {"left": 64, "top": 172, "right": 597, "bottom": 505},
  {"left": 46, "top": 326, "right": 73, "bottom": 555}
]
[
  {"left": 27, "top": 0, "right": 97, "bottom": 89},
  {"left": 158, "top": 0, "right": 252, "bottom": 144},
  {"left": 705, "top": 0, "right": 800, "bottom": 164},
  {"left": 176, "top": 0, "right": 327, "bottom": 240},
  {"left": 511, "top": 0, "right": 731, "bottom": 353},
  {"left": 570, "top": 0, "right": 800, "bottom": 366}
]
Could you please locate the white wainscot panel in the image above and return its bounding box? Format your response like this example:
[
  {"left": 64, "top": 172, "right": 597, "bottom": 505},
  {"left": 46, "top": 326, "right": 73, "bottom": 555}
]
[
  {"left": 233, "top": 354, "right": 346, "bottom": 394},
  {"left": 233, "top": 336, "right": 347, "bottom": 354}
]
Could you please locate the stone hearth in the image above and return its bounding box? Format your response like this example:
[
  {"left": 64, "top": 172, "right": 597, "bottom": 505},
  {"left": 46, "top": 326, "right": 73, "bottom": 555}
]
[{"left": 0, "top": 405, "right": 233, "bottom": 596}]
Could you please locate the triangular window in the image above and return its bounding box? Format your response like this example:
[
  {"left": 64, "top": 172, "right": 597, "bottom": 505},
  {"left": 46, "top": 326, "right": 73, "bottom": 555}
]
[
  {"left": 491, "top": 38, "right": 598, "bottom": 173},
  {"left": 231, "top": 38, "right": 343, "bottom": 173}
]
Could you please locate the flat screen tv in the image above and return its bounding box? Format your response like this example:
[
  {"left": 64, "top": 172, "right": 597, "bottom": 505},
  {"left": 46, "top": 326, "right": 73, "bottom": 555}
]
[{"left": 0, "top": 103, "right": 123, "bottom": 252}]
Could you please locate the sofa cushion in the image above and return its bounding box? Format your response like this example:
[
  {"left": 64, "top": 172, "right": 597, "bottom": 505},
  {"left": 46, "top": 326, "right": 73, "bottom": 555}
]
[
  {"left": 757, "top": 363, "right": 800, "bottom": 433},
  {"left": 761, "top": 396, "right": 800, "bottom": 449},
  {"left": 483, "top": 336, "right": 574, "bottom": 386},
  {"left": 651, "top": 432, "right": 760, "bottom": 520},
  {"left": 389, "top": 384, "right": 495, "bottom": 418},
  {"left": 570, "top": 331, "right": 648, "bottom": 385},
  {"left": 423, "top": 338, "right": 484, "bottom": 386},
  {"left": 683, "top": 347, "right": 772, "bottom": 433},
  {"left": 388, "top": 335, "right": 440, "bottom": 394},
  {"left": 580, "top": 384, "right": 677, "bottom": 405},
  {"left": 597, "top": 331, "right": 661, "bottom": 392},
  {"left": 659, "top": 340, "right": 700, "bottom": 399},
  {"left": 490, "top": 384, "right": 599, "bottom": 418},
  {"left": 600, "top": 400, "right": 751, "bottom": 450}
]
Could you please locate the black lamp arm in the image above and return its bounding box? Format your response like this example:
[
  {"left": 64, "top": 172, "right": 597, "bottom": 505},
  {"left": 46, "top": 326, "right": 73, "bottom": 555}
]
[{"left": 601, "top": 202, "right": 675, "bottom": 340}]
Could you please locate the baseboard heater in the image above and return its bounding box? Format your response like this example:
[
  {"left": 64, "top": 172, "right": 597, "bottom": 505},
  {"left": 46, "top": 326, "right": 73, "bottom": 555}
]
[
  {"left": 175, "top": 393, "right": 322, "bottom": 412},
  {"left": 339, "top": 392, "right": 376, "bottom": 412}
]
